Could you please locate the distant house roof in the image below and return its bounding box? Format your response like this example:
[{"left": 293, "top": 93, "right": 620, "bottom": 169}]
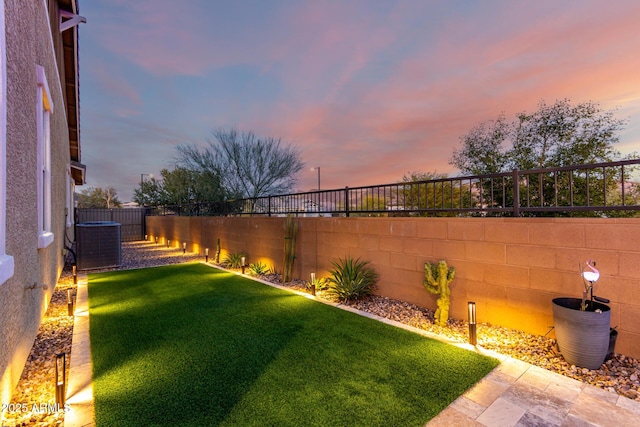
[{"left": 121, "top": 202, "right": 141, "bottom": 209}]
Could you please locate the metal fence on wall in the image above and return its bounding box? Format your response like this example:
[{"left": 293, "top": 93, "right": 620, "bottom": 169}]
[
  {"left": 76, "top": 208, "right": 148, "bottom": 241},
  {"left": 151, "top": 159, "right": 640, "bottom": 217}
]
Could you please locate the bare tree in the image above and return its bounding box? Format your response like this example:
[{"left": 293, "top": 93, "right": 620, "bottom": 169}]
[
  {"left": 176, "top": 128, "right": 305, "bottom": 199},
  {"left": 76, "top": 187, "right": 122, "bottom": 208},
  {"left": 104, "top": 188, "right": 119, "bottom": 208}
]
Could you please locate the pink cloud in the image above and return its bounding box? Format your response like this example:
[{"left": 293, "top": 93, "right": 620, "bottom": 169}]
[
  {"left": 91, "top": 62, "right": 142, "bottom": 111},
  {"left": 83, "top": 1, "right": 640, "bottom": 197},
  {"left": 94, "top": 0, "right": 256, "bottom": 75}
]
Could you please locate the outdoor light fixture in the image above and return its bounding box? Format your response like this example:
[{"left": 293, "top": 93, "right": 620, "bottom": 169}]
[
  {"left": 183, "top": 242, "right": 186, "bottom": 254},
  {"left": 205, "top": 248, "right": 209, "bottom": 263},
  {"left": 145, "top": 234, "right": 148, "bottom": 241},
  {"left": 72, "top": 265, "right": 77, "bottom": 285},
  {"left": 67, "top": 289, "right": 74, "bottom": 316},
  {"left": 167, "top": 239, "right": 171, "bottom": 248},
  {"left": 468, "top": 301, "right": 477, "bottom": 346},
  {"left": 581, "top": 259, "right": 600, "bottom": 283},
  {"left": 310, "top": 272, "right": 316, "bottom": 296},
  {"left": 241, "top": 256, "right": 246, "bottom": 274},
  {"left": 55, "top": 353, "right": 66, "bottom": 406},
  {"left": 155, "top": 236, "right": 158, "bottom": 244}
]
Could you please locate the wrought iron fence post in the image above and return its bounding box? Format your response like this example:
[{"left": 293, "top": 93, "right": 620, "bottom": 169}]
[
  {"left": 345, "top": 186, "right": 350, "bottom": 217},
  {"left": 268, "top": 196, "right": 272, "bottom": 217},
  {"left": 512, "top": 169, "right": 520, "bottom": 217}
]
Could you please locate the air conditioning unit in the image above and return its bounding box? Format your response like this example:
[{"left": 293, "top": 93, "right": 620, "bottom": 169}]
[{"left": 76, "top": 221, "right": 122, "bottom": 270}]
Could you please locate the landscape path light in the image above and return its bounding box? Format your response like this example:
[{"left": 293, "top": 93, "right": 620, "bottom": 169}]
[
  {"left": 72, "top": 264, "right": 77, "bottom": 285},
  {"left": 468, "top": 301, "right": 477, "bottom": 346},
  {"left": 183, "top": 242, "right": 186, "bottom": 254},
  {"left": 310, "top": 272, "right": 316, "bottom": 296},
  {"left": 67, "top": 289, "right": 74, "bottom": 316},
  {"left": 155, "top": 236, "right": 158, "bottom": 244},
  {"left": 205, "top": 248, "right": 209, "bottom": 263},
  {"left": 241, "top": 256, "right": 246, "bottom": 274},
  {"left": 55, "top": 353, "right": 66, "bottom": 407}
]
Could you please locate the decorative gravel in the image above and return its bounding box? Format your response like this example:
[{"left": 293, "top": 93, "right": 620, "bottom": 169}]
[{"left": 3, "top": 241, "right": 638, "bottom": 426}]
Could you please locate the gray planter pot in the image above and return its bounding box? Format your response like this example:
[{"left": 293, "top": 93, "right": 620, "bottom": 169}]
[{"left": 552, "top": 297, "right": 611, "bottom": 370}]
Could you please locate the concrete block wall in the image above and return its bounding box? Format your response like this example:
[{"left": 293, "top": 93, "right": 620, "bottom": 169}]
[{"left": 146, "top": 216, "right": 640, "bottom": 359}]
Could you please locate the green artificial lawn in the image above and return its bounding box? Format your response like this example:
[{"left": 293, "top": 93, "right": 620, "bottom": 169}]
[{"left": 88, "top": 263, "right": 498, "bottom": 427}]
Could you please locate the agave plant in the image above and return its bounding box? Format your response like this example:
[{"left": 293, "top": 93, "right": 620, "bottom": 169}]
[
  {"left": 248, "top": 262, "right": 271, "bottom": 276},
  {"left": 222, "top": 252, "right": 248, "bottom": 269},
  {"left": 327, "top": 256, "right": 379, "bottom": 302}
]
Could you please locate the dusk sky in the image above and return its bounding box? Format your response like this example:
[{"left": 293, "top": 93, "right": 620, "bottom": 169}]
[{"left": 78, "top": 0, "right": 640, "bottom": 202}]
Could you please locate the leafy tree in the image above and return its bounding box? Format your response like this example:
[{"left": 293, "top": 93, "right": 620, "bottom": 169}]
[
  {"left": 450, "top": 99, "right": 634, "bottom": 217},
  {"left": 451, "top": 99, "right": 626, "bottom": 175},
  {"left": 606, "top": 182, "right": 640, "bottom": 218},
  {"left": 352, "top": 195, "right": 388, "bottom": 217},
  {"left": 176, "top": 128, "right": 305, "bottom": 199},
  {"left": 76, "top": 187, "right": 121, "bottom": 208},
  {"left": 450, "top": 115, "right": 511, "bottom": 175},
  {"left": 401, "top": 171, "right": 469, "bottom": 216},
  {"left": 510, "top": 100, "right": 624, "bottom": 170},
  {"left": 133, "top": 176, "right": 164, "bottom": 207},
  {"left": 161, "top": 167, "right": 225, "bottom": 205},
  {"left": 133, "top": 167, "right": 225, "bottom": 207}
]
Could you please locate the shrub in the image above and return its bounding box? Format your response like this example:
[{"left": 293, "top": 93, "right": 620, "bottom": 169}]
[
  {"left": 222, "top": 252, "right": 248, "bottom": 269},
  {"left": 327, "top": 256, "right": 379, "bottom": 302},
  {"left": 248, "top": 262, "right": 271, "bottom": 276}
]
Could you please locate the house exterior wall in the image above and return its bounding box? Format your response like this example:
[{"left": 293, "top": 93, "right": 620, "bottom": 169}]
[
  {"left": 0, "top": 0, "right": 74, "bottom": 405},
  {"left": 147, "top": 216, "right": 640, "bottom": 359}
]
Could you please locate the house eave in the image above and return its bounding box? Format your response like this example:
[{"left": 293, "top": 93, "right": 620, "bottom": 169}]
[
  {"left": 58, "top": 0, "right": 83, "bottom": 166},
  {"left": 70, "top": 160, "right": 86, "bottom": 185}
]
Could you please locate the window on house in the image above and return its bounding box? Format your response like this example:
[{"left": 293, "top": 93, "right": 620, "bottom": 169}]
[
  {"left": 0, "top": 1, "right": 14, "bottom": 285},
  {"left": 36, "top": 65, "right": 53, "bottom": 249}
]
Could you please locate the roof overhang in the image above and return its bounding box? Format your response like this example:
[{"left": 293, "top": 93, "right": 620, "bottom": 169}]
[
  {"left": 70, "top": 160, "right": 86, "bottom": 185},
  {"left": 58, "top": 0, "right": 84, "bottom": 172}
]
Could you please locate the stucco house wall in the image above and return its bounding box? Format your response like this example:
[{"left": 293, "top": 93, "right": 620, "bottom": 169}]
[{"left": 0, "top": 0, "right": 83, "bottom": 407}]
